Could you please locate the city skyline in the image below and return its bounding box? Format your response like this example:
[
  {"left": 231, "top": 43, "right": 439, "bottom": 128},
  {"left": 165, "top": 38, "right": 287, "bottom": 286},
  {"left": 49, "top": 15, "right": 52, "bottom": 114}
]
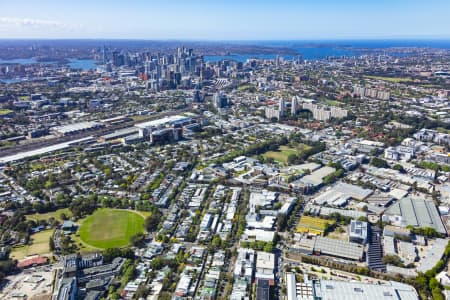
[{"left": 1, "top": 0, "right": 450, "bottom": 40}]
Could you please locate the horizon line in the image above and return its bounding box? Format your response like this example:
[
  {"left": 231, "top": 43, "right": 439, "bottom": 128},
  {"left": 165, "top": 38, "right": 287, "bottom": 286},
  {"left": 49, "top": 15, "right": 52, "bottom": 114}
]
[{"left": 1, "top": 37, "right": 450, "bottom": 42}]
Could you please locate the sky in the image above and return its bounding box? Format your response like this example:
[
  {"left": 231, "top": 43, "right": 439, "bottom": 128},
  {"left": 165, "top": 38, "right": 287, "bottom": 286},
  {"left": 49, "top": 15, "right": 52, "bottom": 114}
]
[{"left": 0, "top": 0, "right": 449, "bottom": 40}]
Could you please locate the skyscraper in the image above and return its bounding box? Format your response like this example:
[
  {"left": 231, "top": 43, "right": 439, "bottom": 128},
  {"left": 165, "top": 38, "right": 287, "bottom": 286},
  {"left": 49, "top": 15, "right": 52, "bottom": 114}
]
[
  {"left": 275, "top": 55, "right": 280, "bottom": 67},
  {"left": 291, "top": 96, "right": 299, "bottom": 115},
  {"left": 279, "top": 98, "right": 285, "bottom": 117},
  {"left": 213, "top": 92, "right": 228, "bottom": 109}
]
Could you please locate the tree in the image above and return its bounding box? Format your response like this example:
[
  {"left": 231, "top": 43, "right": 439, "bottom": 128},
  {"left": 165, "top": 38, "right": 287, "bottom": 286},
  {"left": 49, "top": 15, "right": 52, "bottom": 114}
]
[
  {"left": 393, "top": 164, "right": 406, "bottom": 174},
  {"left": 150, "top": 257, "right": 164, "bottom": 270},
  {"left": 358, "top": 216, "right": 369, "bottom": 222},
  {"left": 210, "top": 235, "right": 222, "bottom": 251},
  {"left": 129, "top": 232, "right": 145, "bottom": 247},
  {"left": 102, "top": 248, "right": 134, "bottom": 263},
  {"left": 382, "top": 254, "right": 404, "bottom": 267},
  {"left": 0, "top": 259, "right": 17, "bottom": 278},
  {"left": 371, "top": 157, "right": 389, "bottom": 168},
  {"left": 145, "top": 209, "right": 163, "bottom": 232},
  {"left": 44, "top": 179, "right": 54, "bottom": 189},
  {"left": 432, "top": 287, "right": 444, "bottom": 300},
  {"left": 49, "top": 236, "right": 55, "bottom": 251},
  {"left": 429, "top": 278, "right": 439, "bottom": 290},
  {"left": 135, "top": 285, "right": 150, "bottom": 299},
  {"left": 287, "top": 154, "right": 298, "bottom": 165},
  {"left": 276, "top": 214, "right": 287, "bottom": 231},
  {"left": 263, "top": 243, "right": 274, "bottom": 253}
]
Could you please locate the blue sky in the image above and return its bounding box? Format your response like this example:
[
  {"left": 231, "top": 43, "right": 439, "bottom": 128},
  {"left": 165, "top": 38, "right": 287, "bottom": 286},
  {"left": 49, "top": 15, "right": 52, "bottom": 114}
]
[{"left": 0, "top": 0, "right": 449, "bottom": 40}]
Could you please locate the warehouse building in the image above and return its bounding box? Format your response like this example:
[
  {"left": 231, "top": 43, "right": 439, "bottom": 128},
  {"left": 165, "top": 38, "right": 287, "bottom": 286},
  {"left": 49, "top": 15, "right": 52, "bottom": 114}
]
[
  {"left": 417, "top": 238, "right": 448, "bottom": 273},
  {"left": 51, "top": 121, "right": 104, "bottom": 136},
  {"left": 293, "top": 278, "right": 418, "bottom": 300},
  {"left": 291, "top": 236, "right": 364, "bottom": 261},
  {"left": 314, "top": 236, "right": 364, "bottom": 261},
  {"left": 383, "top": 197, "right": 446, "bottom": 234},
  {"left": 313, "top": 182, "right": 373, "bottom": 206},
  {"left": 314, "top": 280, "right": 418, "bottom": 299}
]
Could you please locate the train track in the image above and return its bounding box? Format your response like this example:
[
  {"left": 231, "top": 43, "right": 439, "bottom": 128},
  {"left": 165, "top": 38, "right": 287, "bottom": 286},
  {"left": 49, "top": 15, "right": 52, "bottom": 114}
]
[{"left": 0, "top": 108, "right": 191, "bottom": 158}]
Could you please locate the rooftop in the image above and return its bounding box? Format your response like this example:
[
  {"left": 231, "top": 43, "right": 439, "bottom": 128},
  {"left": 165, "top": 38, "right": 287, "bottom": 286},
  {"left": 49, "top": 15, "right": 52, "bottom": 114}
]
[
  {"left": 135, "top": 115, "right": 191, "bottom": 129},
  {"left": 315, "top": 236, "right": 364, "bottom": 261},
  {"left": 300, "top": 166, "right": 336, "bottom": 187},
  {"left": 312, "top": 279, "right": 418, "bottom": 300},
  {"left": 384, "top": 197, "right": 446, "bottom": 234},
  {"left": 256, "top": 251, "right": 275, "bottom": 271}
]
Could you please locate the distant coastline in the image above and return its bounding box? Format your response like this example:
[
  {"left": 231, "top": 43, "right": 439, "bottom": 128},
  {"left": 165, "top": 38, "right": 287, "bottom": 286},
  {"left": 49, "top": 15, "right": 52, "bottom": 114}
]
[{"left": 0, "top": 39, "right": 449, "bottom": 63}]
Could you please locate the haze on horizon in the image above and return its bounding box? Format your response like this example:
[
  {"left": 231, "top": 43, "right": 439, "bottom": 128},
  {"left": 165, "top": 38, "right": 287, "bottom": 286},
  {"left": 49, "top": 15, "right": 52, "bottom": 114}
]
[{"left": 0, "top": 0, "right": 449, "bottom": 40}]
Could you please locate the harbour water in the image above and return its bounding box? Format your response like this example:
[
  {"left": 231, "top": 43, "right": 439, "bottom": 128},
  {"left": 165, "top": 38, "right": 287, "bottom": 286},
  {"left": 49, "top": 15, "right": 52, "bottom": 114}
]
[
  {"left": 0, "top": 58, "right": 97, "bottom": 70},
  {"left": 67, "top": 59, "right": 97, "bottom": 70},
  {"left": 204, "top": 47, "right": 354, "bottom": 62},
  {"left": 204, "top": 39, "right": 450, "bottom": 62}
]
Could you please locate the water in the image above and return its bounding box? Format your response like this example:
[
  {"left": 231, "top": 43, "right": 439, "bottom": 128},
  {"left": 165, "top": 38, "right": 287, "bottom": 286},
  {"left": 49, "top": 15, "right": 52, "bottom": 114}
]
[
  {"left": 67, "top": 59, "right": 97, "bottom": 70},
  {"left": 204, "top": 39, "right": 450, "bottom": 62},
  {"left": 0, "top": 79, "right": 24, "bottom": 84},
  {"left": 248, "top": 39, "right": 450, "bottom": 49},
  {"left": 205, "top": 54, "right": 288, "bottom": 63},
  {"left": 204, "top": 46, "right": 356, "bottom": 62},
  {"left": 0, "top": 57, "right": 97, "bottom": 70},
  {"left": 204, "top": 48, "right": 354, "bottom": 63},
  {"left": 0, "top": 58, "right": 37, "bottom": 64}
]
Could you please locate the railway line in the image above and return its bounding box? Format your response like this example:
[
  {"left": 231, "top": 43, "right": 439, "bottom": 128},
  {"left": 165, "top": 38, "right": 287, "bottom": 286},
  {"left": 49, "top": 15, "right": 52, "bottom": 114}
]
[{"left": 0, "top": 108, "right": 191, "bottom": 159}]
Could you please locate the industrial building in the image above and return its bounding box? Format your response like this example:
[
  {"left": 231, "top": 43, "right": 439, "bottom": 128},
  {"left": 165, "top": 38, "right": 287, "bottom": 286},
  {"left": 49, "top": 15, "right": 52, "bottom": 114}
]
[
  {"left": 51, "top": 121, "right": 104, "bottom": 136},
  {"left": 417, "top": 238, "right": 448, "bottom": 273},
  {"left": 135, "top": 115, "right": 194, "bottom": 144},
  {"left": 287, "top": 275, "right": 418, "bottom": 300},
  {"left": 313, "top": 182, "right": 373, "bottom": 206},
  {"left": 293, "top": 166, "right": 336, "bottom": 191},
  {"left": 291, "top": 236, "right": 364, "bottom": 261},
  {"left": 383, "top": 197, "right": 446, "bottom": 234},
  {"left": 314, "top": 236, "right": 364, "bottom": 261}
]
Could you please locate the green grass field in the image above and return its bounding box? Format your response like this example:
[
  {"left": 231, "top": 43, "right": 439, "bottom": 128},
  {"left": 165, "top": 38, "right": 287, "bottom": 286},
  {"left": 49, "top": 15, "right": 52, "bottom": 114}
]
[
  {"left": 10, "top": 229, "right": 54, "bottom": 259},
  {"left": 0, "top": 109, "right": 13, "bottom": 115},
  {"left": 323, "top": 99, "right": 341, "bottom": 106},
  {"left": 78, "top": 209, "right": 145, "bottom": 249},
  {"left": 26, "top": 208, "right": 73, "bottom": 223},
  {"left": 262, "top": 144, "right": 312, "bottom": 164},
  {"left": 364, "top": 75, "right": 412, "bottom": 83}
]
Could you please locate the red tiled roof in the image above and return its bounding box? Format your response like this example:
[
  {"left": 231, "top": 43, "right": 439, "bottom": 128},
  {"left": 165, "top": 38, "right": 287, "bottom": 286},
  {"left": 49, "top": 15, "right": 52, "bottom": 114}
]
[{"left": 17, "top": 255, "right": 48, "bottom": 268}]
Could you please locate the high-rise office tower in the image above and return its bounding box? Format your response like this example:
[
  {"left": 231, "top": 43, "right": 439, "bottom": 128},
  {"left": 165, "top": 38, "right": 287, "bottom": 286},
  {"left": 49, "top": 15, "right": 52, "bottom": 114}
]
[
  {"left": 291, "top": 96, "right": 299, "bottom": 115},
  {"left": 279, "top": 98, "right": 285, "bottom": 117},
  {"left": 213, "top": 92, "right": 228, "bottom": 109}
]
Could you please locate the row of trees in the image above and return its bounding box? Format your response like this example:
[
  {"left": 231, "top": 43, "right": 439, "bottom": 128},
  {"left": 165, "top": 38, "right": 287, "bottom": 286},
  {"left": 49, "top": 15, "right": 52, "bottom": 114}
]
[
  {"left": 0, "top": 255, "right": 16, "bottom": 283},
  {"left": 240, "top": 240, "right": 275, "bottom": 253},
  {"left": 69, "top": 195, "right": 97, "bottom": 219},
  {"left": 211, "top": 136, "right": 290, "bottom": 165}
]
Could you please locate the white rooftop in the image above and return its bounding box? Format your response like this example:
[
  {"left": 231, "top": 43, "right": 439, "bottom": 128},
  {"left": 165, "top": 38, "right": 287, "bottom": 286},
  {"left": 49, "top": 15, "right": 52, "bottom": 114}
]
[
  {"left": 313, "top": 279, "right": 418, "bottom": 300},
  {"left": 135, "top": 115, "right": 190, "bottom": 129},
  {"left": 256, "top": 251, "right": 275, "bottom": 271}
]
